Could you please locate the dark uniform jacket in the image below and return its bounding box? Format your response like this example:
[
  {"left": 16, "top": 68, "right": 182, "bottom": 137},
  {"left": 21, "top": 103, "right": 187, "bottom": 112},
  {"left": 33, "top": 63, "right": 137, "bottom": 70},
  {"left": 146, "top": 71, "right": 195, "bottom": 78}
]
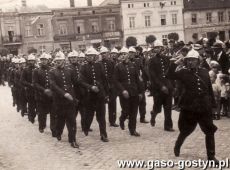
[
  {"left": 79, "top": 62, "right": 108, "bottom": 99},
  {"left": 21, "top": 65, "right": 36, "bottom": 97},
  {"left": 68, "top": 63, "right": 85, "bottom": 100},
  {"left": 167, "top": 63, "right": 216, "bottom": 112},
  {"left": 49, "top": 67, "right": 78, "bottom": 106},
  {"left": 148, "top": 54, "right": 173, "bottom": 95},
  {"left": 100, "top": 59, "right": 115, "bottom": 88},
  {"left": 14, "top": 69, "right": 24, "bottom": 89},
  {"left": 114, "top": 61, "right": 143, "bottom": 96},
  {"left": 33, "top": 65, "right": 52, "bottom": 103}
]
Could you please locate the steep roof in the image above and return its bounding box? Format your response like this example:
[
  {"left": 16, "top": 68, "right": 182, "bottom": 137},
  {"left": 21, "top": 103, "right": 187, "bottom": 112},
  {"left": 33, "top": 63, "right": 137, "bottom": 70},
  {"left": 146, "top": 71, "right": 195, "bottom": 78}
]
[{"left": 184, "top": 0, "right": 230, "bottom": 11}]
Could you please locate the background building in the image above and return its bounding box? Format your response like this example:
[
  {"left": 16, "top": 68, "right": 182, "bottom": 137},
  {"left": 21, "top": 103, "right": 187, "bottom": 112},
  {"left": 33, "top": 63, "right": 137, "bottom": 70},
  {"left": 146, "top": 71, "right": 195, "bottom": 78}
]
[
  {"left": 183, "top": 0, "right": 230, "bottom": 43},
  {"left": 52, "top": 3, "right": 123, "bottom": 51},
  {"left": 0, "top": 12, "right": 22, "bottom": 55},
  {"left": 120, "top": 0, "right": 184, "bottom": 45},
  {"left": 19, "top": 11, "right": 54, "bottom": 54}
]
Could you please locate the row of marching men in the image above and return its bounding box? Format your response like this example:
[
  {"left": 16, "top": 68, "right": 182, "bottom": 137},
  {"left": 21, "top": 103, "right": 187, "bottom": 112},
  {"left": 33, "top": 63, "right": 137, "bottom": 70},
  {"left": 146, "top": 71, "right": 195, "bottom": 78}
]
[
  {"left": 7, "top": 45, "right": 155, "bottom": 149},
  {"left": 5, "top": 40, "right": 220, "bottom": 162}
]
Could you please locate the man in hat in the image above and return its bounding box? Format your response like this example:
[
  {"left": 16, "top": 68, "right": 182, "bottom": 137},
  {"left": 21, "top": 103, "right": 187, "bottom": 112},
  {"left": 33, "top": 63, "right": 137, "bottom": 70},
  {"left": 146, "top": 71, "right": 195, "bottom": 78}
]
[
  {"left": 148, "top": 40, "right": 174, "bottom": 132},
  {"left": 212, "top": 42, "right": 229, "bottom": 74},
  {"left": 67, "top": 50, "right": 86, "bottom": 131},
  {"left": 99, "top": 46, "right": 119, "bottom": 127},
  {"left": 114, "top": 47, "right": 144, "bottom": 136},
  {"left": 15, "top": 58, "right": 27, "bottom": 116},
  {"left": 21, "top": 54, "right": 37, "bottom": 123},
  {"left": 49, "top": 51, "right": 79, "bottom": 148},
  {"left": 79, "top": 47, "right": 109, "bottom": 142},
  {"left": 167, "top": 49, "right": 219, "bottom": 163},
  {"left": 33, "top": 53, "right": 56, "bottom": 136},
  {"left": 129, "top": 47, "right": 148, "bottom": 123}
]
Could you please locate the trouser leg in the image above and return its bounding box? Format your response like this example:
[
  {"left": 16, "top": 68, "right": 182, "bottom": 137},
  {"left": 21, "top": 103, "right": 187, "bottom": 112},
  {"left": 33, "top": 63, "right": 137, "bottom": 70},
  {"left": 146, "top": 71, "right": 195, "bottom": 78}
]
[
  {"left": 128, "top": 96, "right": 139, "bottom": 134},
  {"left": 139, "top": 93, "right": 146, "bottom": 121},
  {"left": 163, "top": 94, "right": 173, "bottom": 130},
  {"left": 66, "top": 106, "right": 77, "bottom": 143},
  {"left": 96, "top": 100, "right": 107, "bottom": 137}
]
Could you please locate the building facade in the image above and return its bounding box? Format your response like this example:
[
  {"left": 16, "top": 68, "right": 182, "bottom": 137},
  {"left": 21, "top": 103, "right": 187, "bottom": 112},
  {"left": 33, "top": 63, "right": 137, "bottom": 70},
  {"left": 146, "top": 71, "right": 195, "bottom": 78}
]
[
  {"left": 0, "top": 12, "right": 22, "bottom": 55},
  {"left": 183, "top": 0, "right": 230, "bottom": 43},
  {"left": 52, "top": 4, "right": 123, "bottom": 51},
  {"left": 19, "top": 11, "right": 54, "bottom": 54},
  {"left": 120, "top": 0, "right": 184, "bottom": 45}
]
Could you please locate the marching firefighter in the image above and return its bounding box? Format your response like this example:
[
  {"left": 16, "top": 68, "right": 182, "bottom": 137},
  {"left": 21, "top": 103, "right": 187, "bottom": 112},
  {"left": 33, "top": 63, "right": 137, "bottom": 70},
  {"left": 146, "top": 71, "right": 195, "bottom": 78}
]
[
  {"left": 21, "top": 54, "right": 37, "bottom": 123},
  {"left": 67, "top": 50, "right": 86, "bottom": 131},
  {"left": 129, "top": 46, "right": 148, "bottom": 123},
  {"left": 49, "top": 51, "right": 79, "bottom": 148},
  {"left": 114, "top": 47, "right": 144, "bottom": 136},
  {"left": 33, "top": 53, "right": 56, "bottom": 136},
  {"left": 148, "top": 40, "right": 174, "bottom": 132},
  {"left": 100, "top": 46, "right": 119, "bottom": 127},
  {"left": 167, "top": 49, "right": 219, "bottom": 163},
  {"left": 79, "top": 47, "right": 109, "bottom": 142}
]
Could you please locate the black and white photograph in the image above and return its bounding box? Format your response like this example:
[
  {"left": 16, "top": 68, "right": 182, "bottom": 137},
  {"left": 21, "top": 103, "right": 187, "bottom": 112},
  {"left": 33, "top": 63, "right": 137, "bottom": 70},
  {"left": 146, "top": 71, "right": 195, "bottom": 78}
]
[{"left": 0, "top": 0, "right": 230, "bottom": 169}]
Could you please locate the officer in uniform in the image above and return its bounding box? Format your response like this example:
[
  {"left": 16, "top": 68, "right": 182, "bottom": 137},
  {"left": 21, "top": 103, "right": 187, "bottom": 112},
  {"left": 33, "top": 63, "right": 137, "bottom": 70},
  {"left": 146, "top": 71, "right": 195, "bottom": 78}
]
[
  {"left": 79, "top": 47, "right": 109, "bottom": 142},
  {"left": 8, "top": 57, "right": 18, "bottom": 107},
  {"left": 100, "top": 46, "right": 119, "bottom": 127},
  {"left": 67, "top": 50, "right": 86, "bottom": 131},
  {"left": 167, "top": 49, "right": 219, "bottom": 163},
  {"left": 49, "top": 51, "right": 79, "bottom": 148},
  {"left": 114, "top": 47, "right": 143, "bottom": 136},
  {"left": 148, "top": 40, "right": 174, "bottom": 132},
  {"left": 33, "top": 53, "right": 56, "bottom": 136},
  {"left": 15, "top": 58, "right": 27, "bottom": 115},
  {"left": 110, "top": 48, "right": 119, "bottom": 64},
  {"left": 129, "top": 47, "right": 148, "bottom": 123},
  {"left": 21, "top": 54, "right": 37, "bottom": 123}
]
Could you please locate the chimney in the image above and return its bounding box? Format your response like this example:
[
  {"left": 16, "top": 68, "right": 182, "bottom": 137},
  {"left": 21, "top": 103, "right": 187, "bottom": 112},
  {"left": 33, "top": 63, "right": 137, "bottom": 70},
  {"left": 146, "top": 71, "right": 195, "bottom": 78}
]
[
  {"left": 87, "top": 0, "right": 92, "bottom": 6},
  {"left": 70, "top": 0, "right": 75, "bottom": 7},
  {"left": 21, "top": 0, "right": 27, "bottom": 7}
]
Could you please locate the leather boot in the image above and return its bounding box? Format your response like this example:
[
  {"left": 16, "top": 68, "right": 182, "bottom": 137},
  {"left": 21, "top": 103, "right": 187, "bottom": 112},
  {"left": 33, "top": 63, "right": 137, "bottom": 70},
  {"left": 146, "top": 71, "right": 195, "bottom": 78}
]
[
  {"left": 174, "top": 133, "right": 187, "bottom": 157},
  {"left": 206, "top": 134, "right": 219, "bottom": 165}
]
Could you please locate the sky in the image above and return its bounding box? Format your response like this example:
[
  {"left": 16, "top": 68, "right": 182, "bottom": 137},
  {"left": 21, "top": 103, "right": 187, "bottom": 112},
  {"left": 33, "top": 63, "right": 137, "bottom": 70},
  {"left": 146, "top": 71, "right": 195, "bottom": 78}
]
[{"left": 0, "top": 0, "right": 105, "bottom": 10}]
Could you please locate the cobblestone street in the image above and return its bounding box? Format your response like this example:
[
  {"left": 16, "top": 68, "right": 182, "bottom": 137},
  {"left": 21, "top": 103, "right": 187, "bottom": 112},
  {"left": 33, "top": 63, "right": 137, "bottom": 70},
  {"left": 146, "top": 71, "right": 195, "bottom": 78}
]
[{"left": 0, "top": 85, "right": 230, "bottom": 170}]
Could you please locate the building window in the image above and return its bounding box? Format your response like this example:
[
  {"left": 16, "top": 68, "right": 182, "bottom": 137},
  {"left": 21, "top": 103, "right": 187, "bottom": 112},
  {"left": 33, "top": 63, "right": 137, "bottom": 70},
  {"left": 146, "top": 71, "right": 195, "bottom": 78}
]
[
  {"left": 161, "top": 14, "right": 166, "bottom": 25},
  {"left": 218, "top": 11, "right": 224, "bottom": 22},
  {"left": 171, "top": 1, "right": 176, "bottom": 5},
  {"left": 172, "top": 14, "right": 177, "bottom": 25},
  {"left": 77, "top": 26, "right": 81, "bottom": 34},
  {"left": 108, "top": 20, "right": 115, "bottom": 31},
  {"left": 37, "top": 24, "right": 44, "bottom": 36},
  {"left": 144, "top": 3, "right": 149, "bottom": 7},
  {"left": 59, "top": 23, "right": 68, "bottom": 35},
  {"left": 129, "top": 17, "right": 135, "bottom": 28},
  {"left": 162, "top": 35, "right": 168, "bottom": 44},
  {"left": 206, "top": 12, "right": 212, "bottom": 23},
  {"left": 39, "top": 45, "right": 46, "bottom": 52},
  {"left": 91, "top": 22, "right": 99, "bottom": 33},
  {"left": 191, "top": 13, "right": 197, "bottom": 24},
  {"left": 25, "top": 25, "right": 32, "bottom": 37},
  {"left": 145, "top": 16, "right": 151, "bottom": 27},
  {"left": 75, "top": 21, "right": 85, "bottom": 34},
  {"left": 128, "top": 3, "right": 134, "bottom": 8}
]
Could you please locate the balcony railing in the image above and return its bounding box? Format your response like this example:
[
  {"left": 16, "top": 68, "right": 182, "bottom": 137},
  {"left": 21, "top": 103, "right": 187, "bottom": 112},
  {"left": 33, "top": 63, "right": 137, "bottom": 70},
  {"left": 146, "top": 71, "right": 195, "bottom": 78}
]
[{"left": 2, "top": 35, "right": 22, "bottom": 44}]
